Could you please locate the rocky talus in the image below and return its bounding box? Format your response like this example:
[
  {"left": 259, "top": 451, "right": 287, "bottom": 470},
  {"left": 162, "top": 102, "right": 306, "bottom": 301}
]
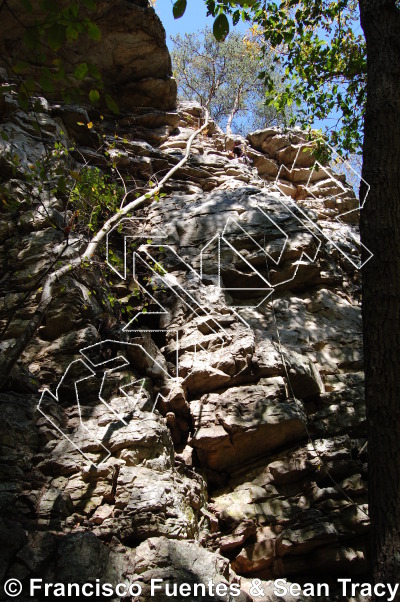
[{"left": 0, "top": 9, "right": 367, "bottom": 602}]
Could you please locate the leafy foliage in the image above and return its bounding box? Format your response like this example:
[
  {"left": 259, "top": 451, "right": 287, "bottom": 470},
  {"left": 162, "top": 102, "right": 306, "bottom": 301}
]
[
  {"left": 174, "top": 0, "right": 366, "bottom": 154},
  {"left": 69, "top": 166, "right": 122, "bottom": 234},
  {"left": 171, "top": 26, "right": 289, "bottom": 134},
  {"left": 173, "top": 0, "right": 187, "bottom": 18},
  {"left": 257, "top": 0, "right": 365, "bottom": 154}
]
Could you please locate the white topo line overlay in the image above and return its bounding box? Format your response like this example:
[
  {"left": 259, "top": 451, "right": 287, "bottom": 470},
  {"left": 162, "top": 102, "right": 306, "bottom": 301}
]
[
  {"left": 271, "top": 138, "right": 373, "bottom": 269},
  {"left": 38, "top": 138, "right": 371, "bottom": 466}
]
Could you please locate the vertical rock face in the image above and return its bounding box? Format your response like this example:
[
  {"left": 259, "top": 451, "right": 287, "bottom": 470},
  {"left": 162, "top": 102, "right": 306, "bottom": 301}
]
[
  {"left": 0, "top": 11, "right": 367, "bottom": 602},
  {"left": 0, "top": 0, "right": 176, "bottom": 111}
]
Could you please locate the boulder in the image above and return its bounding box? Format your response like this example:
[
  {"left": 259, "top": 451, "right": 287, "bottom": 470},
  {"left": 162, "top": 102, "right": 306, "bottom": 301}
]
[
  {"left": 191, "top": 382, "right": 307, "bottom": 471},
  {"left": 132, "top": 537, "right": 251, "bottom": 601}
]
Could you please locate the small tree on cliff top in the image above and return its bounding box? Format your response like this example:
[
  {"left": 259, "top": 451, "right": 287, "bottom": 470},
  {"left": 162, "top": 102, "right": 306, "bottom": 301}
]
[{"left": 171, "top": 27, "right": 288, "bottom": 134}]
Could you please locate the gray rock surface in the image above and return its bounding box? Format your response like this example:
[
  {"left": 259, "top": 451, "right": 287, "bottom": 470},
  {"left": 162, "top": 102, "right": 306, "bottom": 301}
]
[
  {"left": 0, "top": 29, "right": 367, "bottom": 598},
  {"left": 0, "top": 0, "right": 176, "bottom": 111}
]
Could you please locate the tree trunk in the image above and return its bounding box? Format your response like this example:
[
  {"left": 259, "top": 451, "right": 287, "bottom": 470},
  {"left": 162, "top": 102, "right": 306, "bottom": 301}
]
[
  {"left": 225, "top": 86, "right": 241, "bottom": 135},
  {"left": 359, "top": 0, "right": 400, "bottom": 589}
]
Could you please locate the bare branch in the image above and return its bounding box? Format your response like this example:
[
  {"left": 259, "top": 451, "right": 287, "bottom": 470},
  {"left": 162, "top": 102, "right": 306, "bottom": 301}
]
[{"left": 0, "top": 110, "right": 210, "bottom": 388}]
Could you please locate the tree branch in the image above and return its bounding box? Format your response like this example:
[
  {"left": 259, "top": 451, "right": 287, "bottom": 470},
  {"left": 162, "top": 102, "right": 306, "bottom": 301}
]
[{"left": 0, "top": 110, "right": 210, "bottom": 389}]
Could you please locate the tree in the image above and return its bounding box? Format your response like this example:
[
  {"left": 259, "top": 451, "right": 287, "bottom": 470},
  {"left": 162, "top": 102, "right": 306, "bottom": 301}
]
[
  {"left": 180, "top": 0, "right": 366, "bottom": 154},
  {"left": 358, "top": 0, "right": 400, "bottom": 587},
  {"left": 0, "top": 1, "right": 211, "bottom": 389},
  {"left": 0, "top": 109, "right": 212, "bottom": 390},
  {"left": 173, "top": 0, "right": 400, "bottom": 590},
  {"left": 171, "top": 26, "right": 286, "bottom": 134}
]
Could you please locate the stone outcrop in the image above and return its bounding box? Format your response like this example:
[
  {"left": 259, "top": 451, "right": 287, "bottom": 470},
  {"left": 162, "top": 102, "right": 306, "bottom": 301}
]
[
  {"left": 0, "top": 0, "right": 176, "bottom": 111},
  {"left": 0, "top": 13, "right": 368, "bottom": 601}
]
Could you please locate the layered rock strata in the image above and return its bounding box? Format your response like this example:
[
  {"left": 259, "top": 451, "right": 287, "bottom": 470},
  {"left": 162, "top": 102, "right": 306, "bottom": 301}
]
[{"left": 0, "top": 29, "right": 367, "bottom": 602}]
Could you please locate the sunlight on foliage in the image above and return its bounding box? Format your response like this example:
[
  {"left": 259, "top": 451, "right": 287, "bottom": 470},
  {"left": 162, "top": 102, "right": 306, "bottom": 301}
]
[
  {"left": 171, "top": 26, "right": 291, "bottom": 134},
  {"left": 69, "top": 167, "right": 122, "bottom": 234},
  {"left": 174, "top": 0, "right": 366, "bottom": 154}
]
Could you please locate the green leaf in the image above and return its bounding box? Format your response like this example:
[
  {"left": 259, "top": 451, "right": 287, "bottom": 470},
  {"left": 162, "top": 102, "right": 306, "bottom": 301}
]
[
  {"left": 232, "top": 10, "right": 240, "bottom": 25},
  {"left": 235, "top": 0, "right": 256, "bottom": 6},
  {"left": 23, "top": 78, "right": 35, "bottom": 93},
  {"left": 47, "top": 24, "right": 66, "bottom": 51},
  {"left": 69, "top": 170, "right": 82, "bottom": 181},
  {"left": 105, "top": 94, "right": 119, "bottom": 114},
  {"left": 66, "top": 25, "right": 79, "bottom": 41},
  {"left": 89, "top": 89, "right": 100, "bottom": 103},
  {"left": 74, "top": 62, "right": 88, "bottom": 80},
  {"left": 57, "top": 176, "right": 67, "bottom": 194},
  {"left": 173, "top": 0, "right": 187, "bottom": 19},
  {"left": 12, "top": 61, "right": 30, "bottom": 74},
  {"left": 39, "top": 68, "right": 54, "bottom": 92},
  {"left": 0, "top": 130, "right": 9, "bottom": 141},
  {"left": 33, "top": 99, "right": 43, "bottom": 112},
  {"left": 69, "top": 3, "right": 79, "bottom": 19},
  {"left": 17, "top": 92, "right": 29, "bottom": 111},
  {"left": 88, "top": 62, "right": 102, "bottom": 81},
  {"left": 87, "top": 21, "right": 101, "bottom": 41},
  {"left": 213, "top": 14, "right": 229, "bottom": 41}
]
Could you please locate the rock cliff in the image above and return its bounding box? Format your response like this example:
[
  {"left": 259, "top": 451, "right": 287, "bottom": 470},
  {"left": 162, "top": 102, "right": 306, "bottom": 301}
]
[
  {"left": 0, "top": 4, "right": 367, "bottom": 601},
  {"left": 0, "top": 0, "right": 176, "bottom": 111}
]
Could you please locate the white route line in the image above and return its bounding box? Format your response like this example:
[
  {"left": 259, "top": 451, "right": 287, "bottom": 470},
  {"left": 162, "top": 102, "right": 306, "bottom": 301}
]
[
  {"left": 38, "top": 343, "right": 172, "bottom": 466},
  {"left": 199, "top": 233, "right": 273, "bottom": 316},
  {"left": 134, "top": 247, "right": 231, "bottom": 344},
  {"left": 38, "top": 358, "right": 115, "bottom": 467},
  {"left": 40, "top": 136, "right": 372, "bottom": 467},
  {"left": 106, "top": 217, "right": 167, "bottom": 280},
  {"left": 272, "top": 139, "right": 373, "bottom": 269},
  {"left": 222, "top": 213, "right": 288, "bottom": 267}
]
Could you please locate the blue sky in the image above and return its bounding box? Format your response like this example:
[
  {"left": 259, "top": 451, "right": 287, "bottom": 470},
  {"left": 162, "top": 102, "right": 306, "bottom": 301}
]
[
  {"left": 155, "top": 0, "right": 248, "bottom": 48},
  {"left": 154, "top": 0, "right": 355, "bottom": 154}
]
